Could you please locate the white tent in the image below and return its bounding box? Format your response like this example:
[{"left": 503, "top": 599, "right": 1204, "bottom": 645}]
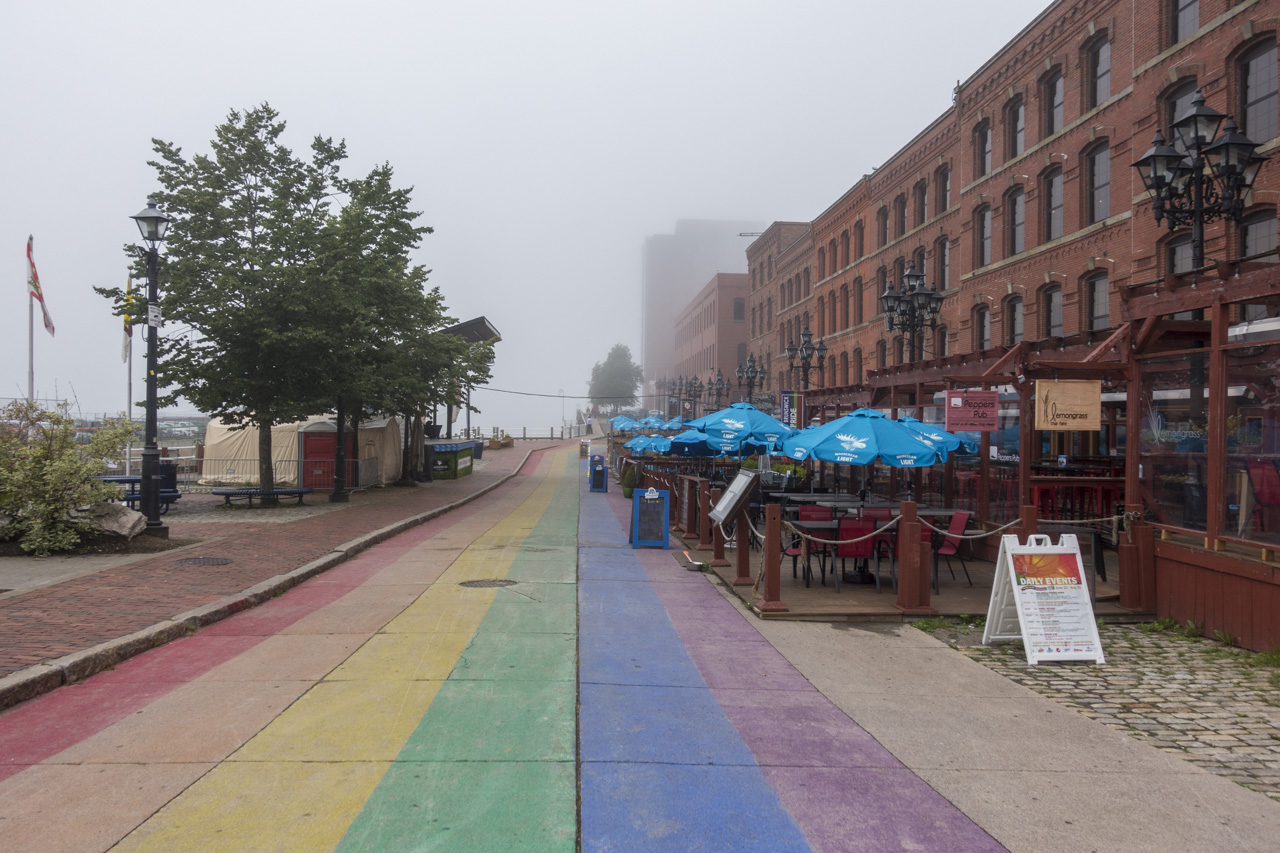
[{"left": 199, "top": 415, "right": 402, "bottom": 487}]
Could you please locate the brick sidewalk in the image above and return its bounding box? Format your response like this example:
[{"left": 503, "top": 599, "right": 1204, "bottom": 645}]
[{"left": 0, "top": 440, "right": 571, "bottom": 678}]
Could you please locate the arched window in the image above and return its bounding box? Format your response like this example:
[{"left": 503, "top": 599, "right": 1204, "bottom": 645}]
[
  {"left": 1043, "top": 67, "right": 1065, "bottom": 136},
  {"left": 894, "top": 195, "right": 908, "bottom": 238},
  {"left": 816, "top": 295, "right": 826, "bottom": 336},
  {"left": 876, "top": 340, "right": 887, "bottom": 370},
  {"left": 935, "top": 236, "right": 950, "bottom": 289},
  {"left": 1087, "top": 142, "right": 1111, "bottom": 225},
  {"left": 913, "top": 180, "right": 928, "bottom": 226},
  {"left": 829, "top": 238, "right": 839, "bottom": 272},
  {"left": 853, "top": 277, "right": 864, "bottom": 326},
  {"left": 877, "top": 267, "right": 888, "bottom": 314},
  {"left": 877, "top": 207, "right": 889, "bottom": 247},
  {"left": 1042, "top": 285, "right": 1063, "bottom": 337},
  {"left": 935, "top": 326, "right": 948, "bottom": 359},
  {"left": 1006, "top": 187, "right": 1026, "bottom": 254},
  {"left": 1086, "top": 34, "right": 1111, "bottom": 108},
  {"left": 893, "top": 336, "right": 904, "bottom": 366},
  {"left": 936, "top": 164, "right": 951, "bottom": 210},
  {"left": 1005, "top": 296, "right": 1024, "bottom": 345},
  {"left": 1240, "top": 209, "right": 1278, "bottom": 318},
  {"left": 839, "top": 283, "right": 849, "bottom": 329},
  {"left": 803, "top": 267, "right": 811, "bottom": 296},
  {"left": 839, "top": 351, "right": 849, "bottom": 386},
  {"left": 853, "top": 222, "right": 864, "bottom": 259},
  {"left": 1166, "top": 81, "right": 1199, "bottom": 152},
  {"left": 1006, "top": 96, "right": 1026, "bottom": 158},
  {"left": 817, "top": 247, "right": 826, "bottom": 280},
  {"left": 974, "top": 120, "right": 993, "bottom": 178},
  {"left": 1240, "top": 38, "right": 1279, "bottom": 143},
  {"left": 974, "top": 305, "right": 991, "bottom": 350},
  {"left": 975, "top": 205, "right": 993, "bottom": 267},
  {"left": 853, "top": 349, "right": 863, "bottom": 385},
  {"left": 1171, "top": 0, "right": 1198, "bottom": 45},
  {"left": 1168, "top": 232, "right": 1194, "bottom": 275},
  {"left": 1043, "top": 167, "right": 1064, "bottom": 240},
  {"left": 1086, "top": 273, "right": 1110, "bottom": 331},
  {"left": 840, "top": 230, "right": 850, "bottom": 267}
]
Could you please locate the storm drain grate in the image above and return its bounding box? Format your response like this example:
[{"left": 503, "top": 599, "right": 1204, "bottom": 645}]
[
  {"left": 176, "top": 557, "right": 234, "bottom": 566},
  {"left": 459, "top": 579, "right": 517, "bottom": 588}
]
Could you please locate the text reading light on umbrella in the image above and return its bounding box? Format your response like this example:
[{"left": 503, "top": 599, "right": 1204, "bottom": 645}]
[{"left": 780, "top": 409, "right": 944, "bottom": 467}]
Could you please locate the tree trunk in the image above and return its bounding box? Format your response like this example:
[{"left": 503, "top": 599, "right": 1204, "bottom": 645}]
[
  {"left": 257, "top": 422, "right": 278, "bottom": 505},
  {"left": 400, "top": 410, "right": 412, "bottom": 482}
]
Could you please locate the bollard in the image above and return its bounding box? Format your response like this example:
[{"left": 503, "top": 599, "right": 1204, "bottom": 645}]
[
  {"left": 733, "top": 506, "right": 753, "bottom": 586},
  {"left": 758, "top": 504, "right": 787, "bottom": 611},
  {"left": 894, "top": 501, "right": 936, "bottom": 614},
  {"left": 710, "top": 488, "right": 730, "bottom": 567}
]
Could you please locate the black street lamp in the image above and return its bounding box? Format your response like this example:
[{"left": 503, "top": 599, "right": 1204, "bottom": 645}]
[
  {"left": 785, "top": 326, "right": 828, "bottom": 390},
  {"left": 708, "top": 368, "right": 727, "bottom": 409},
  {"left": 130, "top": 196, "right": 171, "bottom": 535},
  {"left": 879, "top": 261, "right": 944, "bottom": 363},
  {"left": 688, "top": 375, "right": 704, "bottom": 418},
  {"left": 1134, "top": 89, "right": 1266, "bottom": 270},
  {"left": 736, "top": 353, "right": 759, "bottom": 403}
]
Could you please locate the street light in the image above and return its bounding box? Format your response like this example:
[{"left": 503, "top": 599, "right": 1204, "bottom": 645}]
[
  {"left": 879, "top": 261, "right": 944, "bottom": 363},
  {"left": 736, "top": 353, "right": 759, "bottom": 403},
  {"left": 785, "top": 326, "right": 828, "bottom": 389},
  {"left": 689, "top": 375, "right": 703, "bottom": 418},
  {"left": 1134, "top": 89, "right": 1266, "bottom": 270},
  {"left": 707, "top": 368, "right": 727, "bottom": 409},
  {"left": 130, "top": 196, "right": 171, "bottom": 535}
]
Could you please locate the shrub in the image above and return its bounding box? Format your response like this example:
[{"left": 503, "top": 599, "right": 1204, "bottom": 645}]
[
  {"left": 0, "top": 401, "right": 138, "bottom": 555},
  {"left": 621, "top": 465, "right": 637, "bottom": 489}
]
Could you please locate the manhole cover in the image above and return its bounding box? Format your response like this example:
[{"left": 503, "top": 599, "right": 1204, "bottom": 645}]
[
  {"left": 176, "top": 557, "right": 233, "bottom": 566},
  {"left": 459, "top": 579, "right": 517, "bottom": 588}
]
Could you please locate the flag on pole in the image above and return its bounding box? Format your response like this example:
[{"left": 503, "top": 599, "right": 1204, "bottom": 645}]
[
  {"left": 122, "top": 277, "right": 133, "bottom": 363},
  {"left": 26, "top": 236, "right": 54, "bottom": 337}
]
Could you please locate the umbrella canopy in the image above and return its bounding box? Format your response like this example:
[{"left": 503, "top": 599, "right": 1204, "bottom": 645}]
[
  {"left": 640, "top": 415, "right": 667, "bottom": 428},
  {"left": 623, "top": 434, "right": 672, "bottom": 455},
  {"left": 780, "top": 408, "right": 945, "bottom": 467},
  {"left": 896, "top": 416, "right": 978, "bottom": 454},
  {"left": 662, "top": 416, "right": 686, "bottom": 430},
  {"left": 610, "top": 415, "right": 642, "bottom": 431},
  {"left": 696, "top": 403, "right": 795, "bottom": 446},
  {"left": 668, "top": 428, "right": 775, "bottom": 457}
]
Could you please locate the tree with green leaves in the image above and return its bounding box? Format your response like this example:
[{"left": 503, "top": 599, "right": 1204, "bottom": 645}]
[{"left": 589, "top": 344, "right": 644, "bottom": 414}]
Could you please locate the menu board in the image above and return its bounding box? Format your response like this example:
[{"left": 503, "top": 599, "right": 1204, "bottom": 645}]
[
  {"left": 983, "top": 534, "right": 1104, "bottom": 665},
  {"left": 630, "top": 489, "right": 669, "bottom": 549},
  {"left": 710, "top": 470, "right": 758, "bottom": 526}
]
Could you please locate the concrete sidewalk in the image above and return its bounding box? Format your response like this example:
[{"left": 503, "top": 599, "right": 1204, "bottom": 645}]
[{"left": 0, "top": 438, "right": 571, "bottom": 710}]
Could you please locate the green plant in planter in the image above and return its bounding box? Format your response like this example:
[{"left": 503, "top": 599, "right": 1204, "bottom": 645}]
[{"left": 621, "top": 465, "right": 637, "bottom": 498}]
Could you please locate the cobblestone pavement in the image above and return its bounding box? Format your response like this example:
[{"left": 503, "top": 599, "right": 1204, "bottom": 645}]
[{"left": 935, "top": 622, "right": 1280, "bottom": 802}]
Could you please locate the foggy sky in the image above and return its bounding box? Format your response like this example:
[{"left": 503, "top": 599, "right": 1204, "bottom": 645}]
[{"left": 2, "top": 0, "right": 1040, "bottom": 430}]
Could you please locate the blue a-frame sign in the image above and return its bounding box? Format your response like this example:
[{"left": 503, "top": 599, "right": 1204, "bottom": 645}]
[{"left": 630, "top": 488, "right": 670, "bottom": 549}]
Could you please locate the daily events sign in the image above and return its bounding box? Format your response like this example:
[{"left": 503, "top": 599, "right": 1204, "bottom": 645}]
[
  {"left": 1035, "top": 379, "right": 1101, "bottom": 431},
  {"left": 983, "top": 534, "right": 1105, "bottom": 665},
  {"left": 944, "top": 389, "right": 999, "bottom": 431}
]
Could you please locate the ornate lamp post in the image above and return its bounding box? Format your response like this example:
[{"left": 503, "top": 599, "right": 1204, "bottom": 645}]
[
  {"left": 879, "top": 261, "right": 944, "bottom": 362},
  {"left": 1134, "top": 90, "right": 1266, "bottom": 270},
  {"left": 708, "top": 368, "right": 727, "bottom": 409},
  {"left": 785, "top": 326, "right": 828, "bottom": 389},
  {"left": 689, "top": 375, "right": 704, "bottom": 418},
  {"left": 130, "top": 196, "right": 171, "bottom": 535},
  {"left": 736, "top": 353, "right": 759, "bottom": 404}
]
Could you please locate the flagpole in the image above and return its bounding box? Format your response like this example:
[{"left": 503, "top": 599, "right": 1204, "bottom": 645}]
[
  {"left": 126, "top": 334, "right": 134, "bottom": 476},
  {"left": 28, "top": 289, "right": 34, "bottom": 404}
]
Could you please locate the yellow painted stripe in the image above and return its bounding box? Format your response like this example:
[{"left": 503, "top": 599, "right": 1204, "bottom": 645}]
[{"left": 114, "top": 448, "right": 574, "bottom": 853}]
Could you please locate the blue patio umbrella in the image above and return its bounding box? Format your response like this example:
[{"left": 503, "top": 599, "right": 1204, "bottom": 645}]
[
  {"left": 662, "top": 416, "right": 686, "bottom": 431},
  {"left": 610, "top": 415, "right": 643, "bottom": 431},
  {"left": 696, "top": 403, "right": 795, "bottom": 446},
  {"left": 896, "top": 416, "right": 978, "bottom": 454},
  {"left": 640, "top": 415, "right": 667, "bottom": 428},
  {"left": 669, "top": 428, "right": 774, "bottom": 457},
  {"left": 624, "top": 434, "right": 672, "bottom": 455},
  {"left": 780, "top": 408, "right": 945, "bottom": 467}
]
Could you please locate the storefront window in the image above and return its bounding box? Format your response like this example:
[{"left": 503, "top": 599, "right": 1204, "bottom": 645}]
[
  {"left": 1225, "top": 341, "right": 1280, "bottom": 546},
  {"left": 1138, "top": 354, "right": 1210, "bottom": 532}
]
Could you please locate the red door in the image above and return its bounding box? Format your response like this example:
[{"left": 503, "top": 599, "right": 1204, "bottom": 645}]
[{"left": 302, "top": 433, "right": 356, "bottom": 489}]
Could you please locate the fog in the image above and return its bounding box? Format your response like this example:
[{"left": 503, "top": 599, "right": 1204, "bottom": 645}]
[{"left": 2, "top": 0, "right": 1040, "bottom": 432}]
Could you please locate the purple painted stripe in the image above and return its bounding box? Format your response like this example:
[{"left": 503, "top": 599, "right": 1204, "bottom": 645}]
[{"left": 602, "top": 492, "right": 1005, "bottom": 853}]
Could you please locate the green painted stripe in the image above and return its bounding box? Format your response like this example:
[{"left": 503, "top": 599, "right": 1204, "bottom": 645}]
[{"left": 336, "top": 449, "right": 580, "bottom": 852}]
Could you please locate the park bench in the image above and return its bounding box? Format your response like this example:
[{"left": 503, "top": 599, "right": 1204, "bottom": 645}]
[
  {"left": 209, "top": 487, "right": 315, "bottom": 507},
  {"left": 95, "top": 476, "right": 182, "bottom": 515}
]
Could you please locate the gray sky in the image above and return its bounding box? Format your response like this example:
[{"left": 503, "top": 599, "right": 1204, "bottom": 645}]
[{"left": 2, "top": 0, "right": 1041, "bottom": 430}]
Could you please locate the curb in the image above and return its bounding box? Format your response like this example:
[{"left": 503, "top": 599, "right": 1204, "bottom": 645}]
[{"left": 0, "top": 445, "right": 555, "bottom": 713}]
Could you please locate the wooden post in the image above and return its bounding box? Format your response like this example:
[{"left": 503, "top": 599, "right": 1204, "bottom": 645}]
[
  {"left": 710, "top": 488, "right": 730, "bottom": 567},
  {"left": 698, "top": 480, "right": 713, "bottom": 550},
  {"left": 1019, "top": 503, "right": 1038, "bottom": 540},
  {"left": 733, "top": 507, "right": 753, "bottom": 586},
  {"left": 894, "top": 501, "right": 935, "bottom": 613},
  {"left": 758, "top": 504, "right": 788, "bottom": 611}
]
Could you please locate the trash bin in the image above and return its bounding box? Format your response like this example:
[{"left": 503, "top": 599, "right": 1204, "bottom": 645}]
[
  {"left": 588, "top": 454, "right": 608, "bottom": 492},
  {"left": 158, "top": 460, "right": 178, "bottom": 492},
  {"left": 580, "top": 441, "right": 590, "bottom": 458},
  {"left": 471, "top": 439, "right": 484, "bottom": 460}
]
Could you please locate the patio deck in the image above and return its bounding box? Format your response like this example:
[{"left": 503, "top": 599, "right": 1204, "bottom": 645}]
[{"left": 676, "top": 531, "right": 1148, "bottom": 623}]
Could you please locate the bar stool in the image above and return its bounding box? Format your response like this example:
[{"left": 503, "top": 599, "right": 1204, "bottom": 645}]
[{"left": 1032, "top": 485, "right": 1058, "bottom": 519}]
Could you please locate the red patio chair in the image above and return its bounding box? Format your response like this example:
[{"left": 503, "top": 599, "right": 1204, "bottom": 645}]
[
  {"left": 784, "top": 505, "right": 834, "bottom": 585},
  {"left": 1245, "top": 458, "right": 1280, "bottom": 532},
  {"left": 835, "top": 517, "right": 877, "bottom": 593},
  {"left": 934, "top": 510, "right": 973, "bottom": 587}
]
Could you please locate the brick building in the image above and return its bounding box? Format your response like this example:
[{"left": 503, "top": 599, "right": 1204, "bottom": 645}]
[
  {"left": 743, "top": 0, "right": 1280, "bottom": 649},
  {"left": 669, "top": 273, "right": 750, "bottom": 416}
]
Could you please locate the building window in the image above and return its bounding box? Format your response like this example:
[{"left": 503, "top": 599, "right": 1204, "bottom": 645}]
[
  {"left": 733, "top": 297, "right": 745, "bottom": 322},
  {"left": 974, "top": 306, "right": 991, "bottom": 350},
  {"left": 1088, "top": 36, "right": 1111, "bottom": 108},
  {"left": 1167, "top": 81, "right": 1198, "bottom": 151},
  {"left": 1241, "top": 39, "right": 1279, "bottom": 143},
  {"left": 1043, "top": 285, "right": 1063, "bottom": 337},
  {"left": 1087, "top": 273, "right": 1109, "bottom": 331},
  {"left": 839, "top": 352, "right": 848, "bottom": 386},
  {"left": 853, "top": 277, "right": 864, "bottom": 325},
  {"left": 1044, "top": 69, "right": 1065, "bottom": 136},
  {"left": 877, "top": 267, "right": 888, "bottom": 314},
  {"left": 853, "top": 349, "right": 863, "bottom": 385},
  {"left": 839, "top": 283, "right": 849, "bottom": 329},
  {"left": 877, "top": 340, "right": 887, "bottom": 370},
  {"left": 913, "top": 247, "right": 926, "bottom": 276},
  {"left": 935, "top": 237, "right": 950, "bottom": 289},
  {"left": 894, "top": 195, "right": 908, "bottom": 238},
  {"left": 853, "top": 222, "right": 864, "bottom": 259},
  {"left": 975, "top": 121, "right": 992, "bottom": 177},
  {"left": 1088, "top": 143, "right": 1110, "bottom": 224},
  {"left": 1007, "top": 97, "right": 1026, "bottom": 158},
  {"left": 937, "top": 165, "right": 951, "bottom": 210},
  {"left": 830, "top": 239, "right": 839, "bottom": 272},
  {"left": 816, "top": 296, "right": 825, "bottom": 336},
  {"left": 914, "top": 180, "right": 928, "bottom": 226},
  {"left": 877, "top": 208, "right": 889, "bottom": 247},
  {"left": 1241, "top": 209, "right": 1278, "bottom": 259},
  {"left": 817, "top": 247, "right": 826, "bottom": 279},
  {"left": 894, "top": 336, "right": 904, "bottom": 366},
  {"left": 1171, "top": 0, "right": 1198, "bottom": 45},
  {"left": 1169, "top": 233, "right": 1194, "bottom": 274},
  {"left": 1007, "top": 187, "right": 1026, "bottom": 254},
  {"left": 803, "top": 267, "right": 810, "bottom": 295},
  {"left": 1006, "top": 296, "right": 1024, "bottom": 345},
  {"left": 1044, "top": 167, "right": 1064, "bottom": 240},
  {"left": 975, "top": 205, "right": 993, "bottom": 267},
  {"left": 840, "top": 230, "right": 850, "bottom": 266},
  {"left": 935, "top": 326, "right": 948, "bottom": 358},
  {"left": 828, "top": 289, "right": 837, "bottom": 333}
]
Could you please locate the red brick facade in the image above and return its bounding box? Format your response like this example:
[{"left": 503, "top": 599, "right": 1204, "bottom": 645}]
[{"left": 671, "top": 273, "right": 750, "bottom": 407}]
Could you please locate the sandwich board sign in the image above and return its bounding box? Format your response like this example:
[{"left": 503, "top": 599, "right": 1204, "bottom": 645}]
[{"left": 982, "top": 534, "right": 1105, "bottom": 665}]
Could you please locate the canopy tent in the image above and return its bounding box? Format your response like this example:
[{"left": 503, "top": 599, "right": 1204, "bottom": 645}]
[{"left": 199, "top": 415, "right": 402, "bottom": 487}]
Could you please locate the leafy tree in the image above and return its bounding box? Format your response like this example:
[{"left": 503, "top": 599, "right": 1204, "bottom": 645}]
[
  {"left": 0, "top": 402, "right": 138, "bottom": 555},
  {"left": 589, "top": 344, "right": 644, "bottom": 414}
]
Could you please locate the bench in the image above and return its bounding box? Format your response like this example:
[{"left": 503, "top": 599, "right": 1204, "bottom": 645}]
[
  {"left": 122, "top": 490, "right": 183, "bottom": 515},
  {"left": 210, "top": 487, "right": 315, "bottom": 507}
]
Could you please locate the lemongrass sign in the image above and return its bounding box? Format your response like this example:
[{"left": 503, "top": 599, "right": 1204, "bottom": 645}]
[
  {"left": 983, "top": 534, "right": 1105, "bottom": 665},
  {"left": 1035, "top": 379, "right": 1101, "bottom": 431}
]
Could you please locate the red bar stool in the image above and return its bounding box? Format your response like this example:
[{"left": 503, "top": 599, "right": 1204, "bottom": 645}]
[{"left": 1032, "top": 485, "right": 1058, "bottom": 519}]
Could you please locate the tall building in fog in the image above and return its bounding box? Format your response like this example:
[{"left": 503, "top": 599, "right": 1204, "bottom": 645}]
[{"left": 641, "top": 219, "right": 766, "bottom": 384}]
